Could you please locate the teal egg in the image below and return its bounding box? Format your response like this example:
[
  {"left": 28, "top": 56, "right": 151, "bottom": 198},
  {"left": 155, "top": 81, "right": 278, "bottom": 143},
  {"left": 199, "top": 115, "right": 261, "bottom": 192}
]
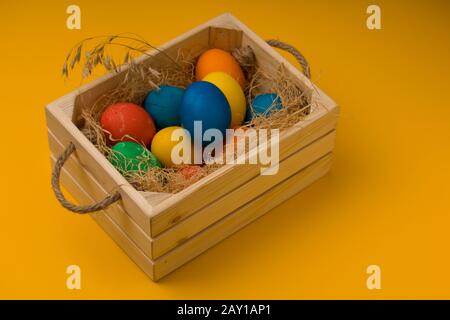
[
  {"left": 144, "top": 85, "right": 184, "bottom": 129},
  {"left": 247, "top": 93, "right": 283, "bottom": 120},
  {"left": 109, "top": 141, "right": 162, "bottom": 174}
]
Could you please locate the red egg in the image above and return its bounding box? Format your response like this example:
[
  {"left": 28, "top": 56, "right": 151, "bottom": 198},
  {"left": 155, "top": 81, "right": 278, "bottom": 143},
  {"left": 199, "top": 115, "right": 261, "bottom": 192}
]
[{"left": 100, "top": 103, "right": 156, "bottom": 146}]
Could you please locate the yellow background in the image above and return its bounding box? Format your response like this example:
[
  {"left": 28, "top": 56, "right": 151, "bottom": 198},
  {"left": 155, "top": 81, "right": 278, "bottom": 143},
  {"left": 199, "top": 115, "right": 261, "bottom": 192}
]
[{"left": 0, "top": 0, "right": 449, "bottom": 299}]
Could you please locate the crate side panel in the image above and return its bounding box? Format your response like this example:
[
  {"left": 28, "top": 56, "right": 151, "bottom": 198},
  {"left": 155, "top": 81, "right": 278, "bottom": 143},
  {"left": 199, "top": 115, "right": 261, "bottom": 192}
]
[
  {"left": 154, "top": 153, "right": 333, "bottom": 280},
  {"left": 152, "top": 130, "right": 336, "bottom": 258}
]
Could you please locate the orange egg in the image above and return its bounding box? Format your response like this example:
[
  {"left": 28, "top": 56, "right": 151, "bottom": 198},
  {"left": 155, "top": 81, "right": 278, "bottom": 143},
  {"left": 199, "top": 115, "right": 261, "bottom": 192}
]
[{"left": 196, "top": 49, "right": 245, "bottom": 89}]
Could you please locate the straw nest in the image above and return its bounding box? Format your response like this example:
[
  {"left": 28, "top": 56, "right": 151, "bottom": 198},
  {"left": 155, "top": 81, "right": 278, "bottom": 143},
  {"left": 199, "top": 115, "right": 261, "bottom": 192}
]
[{"left": 63, "top": 35, "right": 313, "bottom": 193}]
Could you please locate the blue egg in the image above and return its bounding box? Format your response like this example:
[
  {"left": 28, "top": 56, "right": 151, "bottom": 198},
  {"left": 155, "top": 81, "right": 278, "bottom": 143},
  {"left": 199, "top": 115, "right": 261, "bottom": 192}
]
[
  {"left": 247, "top": 93, "right": 283, "bottom": 120},
  {"left": 143, "top": 85, "right": 184, "bottom": 129},
  {"left": 180, "top": 81, "right": 231, "bottom": 146}
]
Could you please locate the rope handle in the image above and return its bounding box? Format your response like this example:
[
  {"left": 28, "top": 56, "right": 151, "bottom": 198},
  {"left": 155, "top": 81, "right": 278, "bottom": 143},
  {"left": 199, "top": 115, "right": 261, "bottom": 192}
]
[
  {"left": 231, "top": 40, "right": 311, "bottom": 78},
  {"left": 51, "top": 142, "right": 121, "bottom": 213},
  {"left": 266, "top": 39, "right": 311, "bottom": 79}
]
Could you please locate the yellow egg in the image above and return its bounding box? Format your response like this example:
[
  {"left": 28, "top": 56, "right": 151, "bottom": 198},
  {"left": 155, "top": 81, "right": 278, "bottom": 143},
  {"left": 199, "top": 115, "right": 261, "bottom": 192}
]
[
  {"left": 202, "top": 71, "right": 246, "bottom": 127},
  {"left": 150, "top": 126, "right": 191, "bottom": 167}
]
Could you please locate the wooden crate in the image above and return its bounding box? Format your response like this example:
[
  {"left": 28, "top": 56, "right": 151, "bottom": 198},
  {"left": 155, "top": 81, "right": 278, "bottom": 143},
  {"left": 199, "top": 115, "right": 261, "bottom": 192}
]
[{"left": 46, "top": 13, "right": 339, "bottom": 280}]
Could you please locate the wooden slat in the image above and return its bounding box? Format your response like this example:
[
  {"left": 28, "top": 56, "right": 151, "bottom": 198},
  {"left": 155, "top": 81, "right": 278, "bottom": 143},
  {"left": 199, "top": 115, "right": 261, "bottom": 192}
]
[
  {"left": 54, "top": 153, "right": 332, "bottom": 281},
  {"left": 209, "top": 26, "right": 243, "bottom": 50}
]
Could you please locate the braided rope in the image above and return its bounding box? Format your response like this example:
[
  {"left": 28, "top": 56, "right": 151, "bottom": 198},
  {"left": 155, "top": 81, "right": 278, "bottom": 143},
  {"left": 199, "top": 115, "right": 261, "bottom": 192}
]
[
  {"left": 51, "top": 142, "right": 121, "bottom": 213},
  {"left": 266, "top": 39, "right": 311, "bottom": 78}
]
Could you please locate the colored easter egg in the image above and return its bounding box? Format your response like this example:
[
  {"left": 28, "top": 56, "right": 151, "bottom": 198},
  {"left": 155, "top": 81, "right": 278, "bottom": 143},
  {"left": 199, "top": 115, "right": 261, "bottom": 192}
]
[
  {"left": 180, "top": 81, "right": 231, "bottom": 146},
  {"left": 151, "top": 126, "right": 191, "bottom": 167},
  {"left": 203, "top": 72, "right": 246, "bottom": 127},
  {"left": 179, "top": 165, "right": 201, "bottom": 180},
  {"left": 100, "top": 102, "right": 156, "bottom": 147},
  {"left": 143, "top": 85, "right": 184, "bottom": 129},
  {"left": 196, "top": 48, "right": 245, "bottom": 89},
  {"left": 247, "top": 93, "right": 283, "bottom": 120},
  {"left": 109, "top": 141, "right": 161, "bottom": 174}
]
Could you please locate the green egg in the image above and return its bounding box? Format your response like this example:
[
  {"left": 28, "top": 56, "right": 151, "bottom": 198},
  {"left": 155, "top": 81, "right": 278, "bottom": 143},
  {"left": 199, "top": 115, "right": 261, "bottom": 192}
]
[{"left": 109, "top": 141, "right": 162, "bottom": 174}]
